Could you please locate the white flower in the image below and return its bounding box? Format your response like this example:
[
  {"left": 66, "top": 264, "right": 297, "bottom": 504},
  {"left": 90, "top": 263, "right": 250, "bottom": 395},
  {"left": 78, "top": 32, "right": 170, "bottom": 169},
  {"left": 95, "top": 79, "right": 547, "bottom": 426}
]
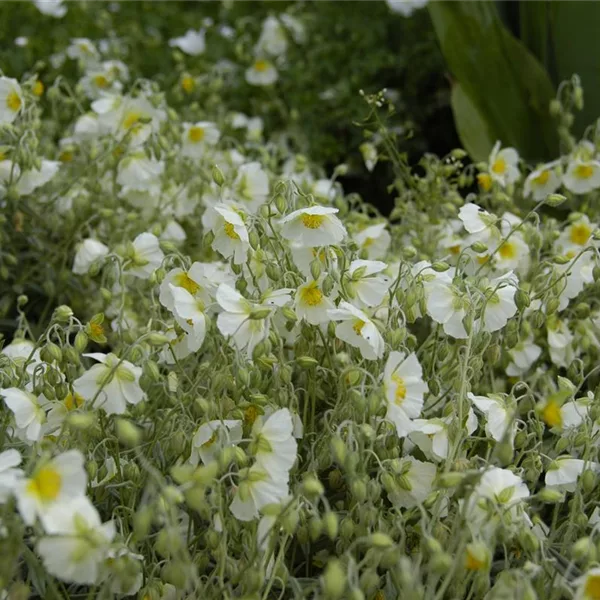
[
  {"left": 230, "top": 465, "right": 288, "bottom": 521},
  {"left": 464, "top": 467, "right": 530, "bottom": 534},
  {"left": 328, "top": 301, "right": 384, "bottom": 360},
  {"left": 245, "top": 58, "right": 278, "bottom": 86},
  {"left": 523, "top": 161, "right": 561, "bottom": 201},
  {"left": 191, "top": 420, "right": 243, "bottom": 465},
  {"left": 117, "top": 153, "right": 164, "bottom": 193},
  {"left": 256, "top": 16, "right": 288, "bottom": 56},
  {"left": 211, "top": 205, "right": 250, "bottom": 265},
  {"left": 424, "top": 278, "right": 468, "bottom": 339},
  {"left": 0, "top": 449, "right": 23, "bottom": 503},
  {"left": 386, "top": 0, "right": 428, "bottom": 16},
  {"left": 234, "top": 162, "right": 269, "bottom": 212},
  {"left": 1, "top": 387, "right": 48, "bottom": 443},
  {"left": 388, "top": 457, "right": 436, "bottom": 508},
  {"left": 182, "top": 122, "right": 220, "bottom": 158},
  {"left": 73, "top": 353, "right": 145, "bottom": 415},
  {"left": 547, "top": 318, "right": 575, "bottom": 368},
  {"left": 104, "top": 548, "right": 144, "bottom": 596},
  {"left": 346, "top": 259, "right": 391, "bottom": 308},
  {"left": 506, "top": 337, "right": 542, "bottom": 376},
  {"left": 126, "top": 232, "right": 164, "bottom": 279},
  {"left": 66, "top": 38, "right": 99, "bottom": 65},
  {"left": 161, "top": 220, "right": 186, "bottom": 244},
  {"left": 384, "top": 351, "right": 428, "bottom": 437},
  {"left": 563, "top": 159, "right": 600, "bottom": 194},
  {"left": 168, "top": 284, "right": 207, "bottom": 352},
  {"left": 169, "top": 29, "right": 206, "bottom": 56},
  {"left": 0, "top": 77, "right": 24, "bottom": 124},
  {"left": 353, "top": 222, "right": 391, "bottom": 259},
  {"left": 468, "top": 393, "right": 516, "bottom": 444},
  {"left": 15, "top": 450, "right": 87, "bottom": 526},
  {"left": 557, "top": 215, "right": 596, "bottom": 256},
  {"left": 458, "top": 202, "right": 497, "bottom": 237},
  {"left": 34, "top": 0, "right": 67, "bottom": 17},
  {"left": 16, "top": 160, "right": 60, "bottom": 196},
  {"left": 216, "top": 284, "right": 270, "bottom": 356},
  {"left": 546, "top": 457, "right": 600, "bottom": 493},
  {"left": 280, "top": 206, "right": 346, "bottom": 248},
  {"left": 73, "top": 239, "right": 109, "bottom": 275},
  {"left": 294, "top": 278, "right": 335, "bottom": 325},
  {"left": 1, "top": 339, "right": 41, "bottom": 374},
  {"left": 252, "top": 409, "right": 297, "bottom": 477},
  {"left": 37, "top": 496, "right": 115, "bottom": 585},
  {"left": 488, "top": 142, "right": 520, "bottom": 187},
  {"left": 481, "top": 272, "right": 518, "bottom": 333}
]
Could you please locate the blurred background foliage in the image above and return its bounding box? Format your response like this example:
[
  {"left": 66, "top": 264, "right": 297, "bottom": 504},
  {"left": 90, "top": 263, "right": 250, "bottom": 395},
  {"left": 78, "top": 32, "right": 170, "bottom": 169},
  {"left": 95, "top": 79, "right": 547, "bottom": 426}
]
[{"left": 0, "top": 0, "right": 455, "bottom": 211}]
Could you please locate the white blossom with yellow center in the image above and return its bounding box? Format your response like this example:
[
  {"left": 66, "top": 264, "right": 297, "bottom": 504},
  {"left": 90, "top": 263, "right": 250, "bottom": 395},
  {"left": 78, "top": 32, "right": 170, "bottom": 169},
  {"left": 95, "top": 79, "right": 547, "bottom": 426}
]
[
  {"left": 0, "top": 76, "right": 24, "bottom": 124},
  {"left": 280, "top": 205, "right": 346, "bottom": 248}
]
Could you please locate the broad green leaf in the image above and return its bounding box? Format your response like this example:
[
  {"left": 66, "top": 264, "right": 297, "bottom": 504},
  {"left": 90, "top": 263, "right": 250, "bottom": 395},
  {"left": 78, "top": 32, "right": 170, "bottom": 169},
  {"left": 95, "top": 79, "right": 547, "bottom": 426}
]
[
  {"left": 450, "top": 83, "right": 495, "bottom": 162},
  {"left": 518, "top": 1, "right": 550, "bottom": 70},
  {"left": 428, "top": 0, "right": 558, "bottom": 161},
  {"left": 548, "top": 1, "right": 600, "bottom": 137}
]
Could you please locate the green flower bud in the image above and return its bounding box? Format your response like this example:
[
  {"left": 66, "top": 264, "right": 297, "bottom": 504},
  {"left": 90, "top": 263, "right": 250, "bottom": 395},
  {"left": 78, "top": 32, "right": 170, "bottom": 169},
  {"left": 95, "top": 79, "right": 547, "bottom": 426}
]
[
  {"left": 322, "top": 560, "right": 346, "bottom": 600},
  {"left": 54, "top": 305, "right": 73, "bottom": 323},
  {"left": 545, "top": 193, "right": 567, "bottom": 207},
  {"left": 323, "top": 512, "right": 339, "bottom": 540},
  {"left": 115, "top": 418, "right": 142, "bottom": 447},
  {"left": 212, "top": 165, "right": 225, "bottom": 186}
]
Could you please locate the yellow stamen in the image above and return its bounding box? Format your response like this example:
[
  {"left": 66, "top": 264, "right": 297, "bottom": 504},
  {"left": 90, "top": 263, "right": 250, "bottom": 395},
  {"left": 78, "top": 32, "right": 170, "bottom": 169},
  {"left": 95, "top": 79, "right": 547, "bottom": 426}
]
[
  {"left": 300, "top": 284, "right": 323, "bottom": 306},
  {"left": 6, "top": 90, "right": 22, "bottom": 112},
  {"left": 224, "top": 222, "right": 240, "bottom": 240},
  {"left": 188, "top": 126, "right": 205, "bottom": 143},
  {"left": 27, "top": 467, "right": 62, "bottom": 502},
  {"left": 301, "top": 214, "right": 324, "bottom": 229},
  {"left": 64, "top": 392, "right": 85, "bottom": 411},
  {"left": 93, "top": 74, "right": 109, "bottom": 89},
  {"left": 584, "top": 574, "right": 600, "bottom": 600},
  {"left": 201, "top": 430, "right": 218, "bottom": 448},
  {"left": 542, "top": 400, "right": 562, "bottom": 428},
  {"left": 122, "top": 111, "right": 141, "bottom": 130},
  {"left": 449, "top": 244, "right": 461, "bottom": 256},
  {"left": 90, "top": 322, "right": 104, "bottom": 338},
  {"left": 174, "top": 272, "right": 200, "bottom": 295},
  {"left": 181, "top": 75, "right": 195, "bottom": 94},
  {"left": 574, "top": 164, "right": 594, "bottom": 180},
  {"left": 491, "top": 158, "right": 506, "bottom": 175},
  {"left": 532, "top": 169, "right": 550, "bottom": 186},
  {"left": 498, "top": 241, "right": 517, "bottom": 260},
  {"left": 254, "top": 59, "right": 269, "bottom": 73},
  {"left": 392, "top": 374, "right": 406, "bottom": 405},
  {"left": 244, "top": 405, "right": 259, "bottom": 427},
  {"left": 570, "top": 223, "right": 592, "bottom": 246},
  {"left": 477, "top": 173, "right": 492, "bottom": 192},
  {"left": 33, "top": 81, "right": 44, "bottom": 97},
  {"left": 476, "top": 255, "right": 489, "bottom": 265},
  {"left": 59, "top": 150, "right": 74, "bottom": 163},
  {"left": 352, "top": 320, "right": 365, "bottom": 335},
  {"left": 465, "top": 549, "right": 485, "bottom": 571}
]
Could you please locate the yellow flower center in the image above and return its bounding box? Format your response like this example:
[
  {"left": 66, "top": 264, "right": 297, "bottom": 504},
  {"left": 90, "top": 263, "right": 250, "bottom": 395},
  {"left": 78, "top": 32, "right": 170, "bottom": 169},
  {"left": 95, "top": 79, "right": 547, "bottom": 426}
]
[
  {"left": 585, "top": 574, "right": 600, "bottom": 600},
  {"left": 201, "top": 430, "right": 218, "bottom": 449},
  {"left": 532, "top": 169, "right": 550, "bottom": 186},
  {"left": 542, "top": 400, "right": 562, "bottom": 428},
  {"left": 174, "top": 272, "right": 200, "bottom": 295},
  {"left": 90, "top": 322, "right": 104, "bottom": 338},
  {"left": 465, "top": 548, "right": 485, "bottom": 571},
  {"left": 300, "top": 284, "right": 323, "bottom": 306},
  {"left": 188, "top": 126, "right": 205, "bottom": 143},
  {"left": 570, "top": 223, "right": 592, "bottom": 246},
  {"left": 363, "top": 237, "right": 374, "bottom": 248},
  {"left": 476, "top": 254, "right": 490, "bottom": 265},
  {"left": 6, "top": 90, "right": 22, "bottom": 112},
  {"left": 27, "top": 466, "right": 62, "bottom": 502},
  {"left": 181, "top": 75, "right": 195, "bottom": 93},
  {"left": 224, "top": 222, "right": 240, "bottom": 240},
  {"left": 477, "top": 173, "right": 492, "bottom": 192},
  {"left": 122, "top": 111, "right": 142, "bottom": 130},
  {"left": 59, "top": 150, "right": 74, "bottom": 163},
  {"left": 93, "top": 74, "right": 109, "bottom": 89},
  {"left": 254, "top": 59, "right": 269, "bottom": 73},
  {"left": 449, "top": 244, "right": 461, "bottom": 255},
  {"left": 392, "top": 374, "right": 407, "bottom": 405},
  {"left": 575, "top": 164, "right": 594, "bottom": 180},
  {"left": 352, "top": 319, "right": 365, "bottom": 335},
  {"left": 64, "top": 392, "right": 85, "bottom": 411},
  {"left": 244, "top": 405, "right": 259, "bottom": 427},
  {"left": 301, "top": 214, "right": 324, "bottom": 229},
  {"left": 491, "top": 158, "right": 506, "bottom": 175},
  {"left": 33, "top": 81, "right": 44, "bottom": 97},
  {"left": 498, "top": 241, "right": 517, "bottom": 260}
]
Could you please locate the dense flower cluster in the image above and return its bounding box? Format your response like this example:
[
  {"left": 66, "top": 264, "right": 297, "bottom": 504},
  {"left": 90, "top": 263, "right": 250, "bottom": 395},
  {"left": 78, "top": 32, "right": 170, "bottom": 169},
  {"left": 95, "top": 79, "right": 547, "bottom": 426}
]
[{"left": 1, "top": 3, "right": 600, "bottom": 600}]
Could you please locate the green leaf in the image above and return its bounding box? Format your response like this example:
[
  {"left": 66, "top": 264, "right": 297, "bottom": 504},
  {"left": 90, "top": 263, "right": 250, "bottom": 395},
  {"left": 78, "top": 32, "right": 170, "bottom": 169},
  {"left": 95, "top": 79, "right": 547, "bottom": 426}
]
[
  {"left": 548, "top": 1, "right": 600, "bottom": 137},
  {"left": 450, "top": 83, "right": 495, "bottom": 162},
  {"left": 428, "top": 0, "right": 558, "bottom": 161}
]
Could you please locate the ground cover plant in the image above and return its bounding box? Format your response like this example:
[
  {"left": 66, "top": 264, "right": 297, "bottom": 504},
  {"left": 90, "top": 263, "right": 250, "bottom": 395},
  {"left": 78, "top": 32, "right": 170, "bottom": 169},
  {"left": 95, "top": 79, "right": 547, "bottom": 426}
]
[{"left": 2, "top": 1, "right": 600, "bottom": 599}]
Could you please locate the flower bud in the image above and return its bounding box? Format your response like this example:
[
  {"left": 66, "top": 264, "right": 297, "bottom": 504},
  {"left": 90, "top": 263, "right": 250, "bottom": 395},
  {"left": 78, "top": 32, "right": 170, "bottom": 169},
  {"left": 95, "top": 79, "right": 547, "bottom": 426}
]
[
  {"left": 322, "top": 560, "right": 346, "bottom": 600},
  {"left": 323, "top": 512, "right": 339, "bottom": 540},
  {"left": 54, "top": 305, "right": 73, "bottom": 323},
  {"left": 115, "top": 418, "right": 142, "bottom": 447}
]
